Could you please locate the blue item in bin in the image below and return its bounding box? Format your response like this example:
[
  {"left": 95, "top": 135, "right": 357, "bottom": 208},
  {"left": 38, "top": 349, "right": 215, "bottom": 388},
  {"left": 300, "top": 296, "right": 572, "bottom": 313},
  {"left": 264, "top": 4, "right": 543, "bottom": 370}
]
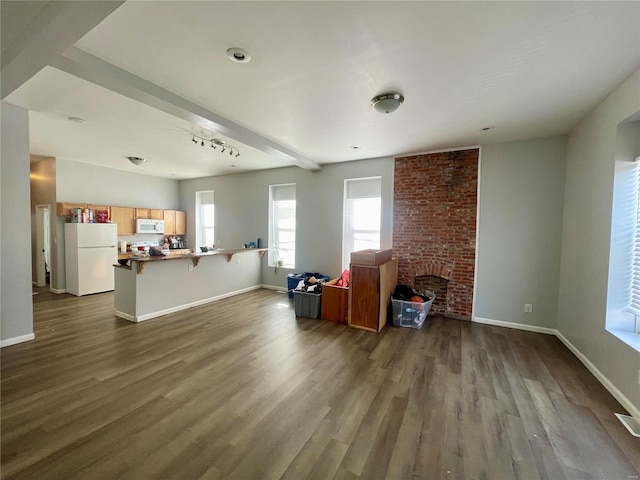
[{"left": 287, "top": 272, "right": 329, "bottom": 298}]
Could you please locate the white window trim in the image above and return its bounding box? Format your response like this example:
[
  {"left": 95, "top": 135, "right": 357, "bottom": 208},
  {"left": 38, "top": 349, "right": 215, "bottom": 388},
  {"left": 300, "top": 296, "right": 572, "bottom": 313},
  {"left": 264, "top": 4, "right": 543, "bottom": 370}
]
[
  {"left": 342, "top": 176, "right": 382, "bottom": 271},
  {"left": 268, "top": 183, "right": 296, "bottom": 268},
  {"left": 630, "top": 156, "right": 640, "bottom": 333},
  {"left": 195, "top": 190, "right": 214, "bottom": 249}
]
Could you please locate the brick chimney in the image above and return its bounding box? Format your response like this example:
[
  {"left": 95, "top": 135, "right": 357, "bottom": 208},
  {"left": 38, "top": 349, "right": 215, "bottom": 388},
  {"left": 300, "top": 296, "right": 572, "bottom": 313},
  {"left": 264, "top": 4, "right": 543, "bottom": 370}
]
[{"left": 392, "top": 149, "right": 479, "bottom": 320}]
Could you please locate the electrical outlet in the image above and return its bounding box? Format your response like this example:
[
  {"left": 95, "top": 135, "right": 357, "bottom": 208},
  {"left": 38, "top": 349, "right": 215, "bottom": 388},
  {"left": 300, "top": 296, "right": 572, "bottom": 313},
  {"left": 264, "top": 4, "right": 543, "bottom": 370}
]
[
  {"left": 524, "top": 304, "right": 533, "bottom": 313},
  {"left": 188, "top": 264, "right": 193, "bottom": 272},
  {"left": 236, "top": 258, "right": 241, "bottom": 264}
]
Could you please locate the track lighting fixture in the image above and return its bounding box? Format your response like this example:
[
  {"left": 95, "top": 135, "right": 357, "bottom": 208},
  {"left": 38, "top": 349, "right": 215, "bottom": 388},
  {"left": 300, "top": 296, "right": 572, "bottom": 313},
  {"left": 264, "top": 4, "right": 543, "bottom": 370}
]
[{"left": 189, "top": 134, "right": 240, "bottom": 158}]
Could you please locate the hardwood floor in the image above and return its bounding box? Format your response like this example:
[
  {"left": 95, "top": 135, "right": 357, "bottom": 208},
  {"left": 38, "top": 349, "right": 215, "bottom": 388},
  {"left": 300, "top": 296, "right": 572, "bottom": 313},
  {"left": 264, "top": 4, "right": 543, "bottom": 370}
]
[{"left": 2, "top": 287, "right": 639, "bottom": 479}]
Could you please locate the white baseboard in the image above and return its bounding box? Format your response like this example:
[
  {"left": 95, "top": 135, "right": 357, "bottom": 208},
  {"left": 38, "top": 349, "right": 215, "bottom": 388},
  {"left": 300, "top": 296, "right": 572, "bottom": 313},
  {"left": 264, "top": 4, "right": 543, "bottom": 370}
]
[
  {"left": 50, "top": 287, "right": 66, "bottom": 294},
  {"left": 555, "top": 330, "right": 640, "bottom": 421},
  {"left": 119, "top": 285, "right": 263, "bottom": 323},
  {"left": 474, "top": 316, "right": 640, "bottom": 422},
  {"left": 1, "top": 333, "right": 35, "bottom": 348},
  {"left": 115, "top": 311, "right": 135, "bottom": 322},
  {"left": 473, "top": 317, "right": 557, "bottom": 335},
  {"left": 260, "top": 284, "right": 288, "bottom": 292}
]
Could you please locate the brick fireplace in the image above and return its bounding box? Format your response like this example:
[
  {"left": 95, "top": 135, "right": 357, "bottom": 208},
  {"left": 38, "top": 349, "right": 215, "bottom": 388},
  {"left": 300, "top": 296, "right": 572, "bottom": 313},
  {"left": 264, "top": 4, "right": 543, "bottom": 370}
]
[{"left": 392, "top": 149, "right": 479, "bottom": 320}]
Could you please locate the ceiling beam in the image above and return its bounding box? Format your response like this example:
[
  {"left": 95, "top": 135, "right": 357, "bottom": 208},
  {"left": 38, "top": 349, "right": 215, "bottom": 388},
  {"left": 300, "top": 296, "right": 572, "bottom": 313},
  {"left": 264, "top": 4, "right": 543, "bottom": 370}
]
[
  {"left": 1, "top": 1, "right": 125, "bottom": 99},
  {"left": 51, "top": 47, "right": 321, "bottom": 171}
]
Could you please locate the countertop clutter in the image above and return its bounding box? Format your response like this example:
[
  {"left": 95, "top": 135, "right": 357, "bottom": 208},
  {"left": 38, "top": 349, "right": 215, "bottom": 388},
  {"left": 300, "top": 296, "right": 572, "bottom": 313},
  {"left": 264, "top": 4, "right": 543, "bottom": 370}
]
[
  {"left": 56, "top": 202, "right": 186, "bottom": 236},
  {"left": 115, "top": 248, "right": 268, "bottom": 274}
]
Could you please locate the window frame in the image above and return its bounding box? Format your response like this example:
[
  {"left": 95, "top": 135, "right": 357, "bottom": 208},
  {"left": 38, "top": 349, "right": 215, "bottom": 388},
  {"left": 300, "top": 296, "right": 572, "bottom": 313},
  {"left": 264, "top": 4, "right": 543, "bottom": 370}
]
[
  {"left": 195, "top": 190, "right": 214, "bottom": 249},
  {"left": 630, "top": 157, "right": 640, "bottom": 333},
  {"left": 268, "top": 183, "right": 296, "bottom": 268},
  {"left": 342, "top": 176, "right": 382, "bottom": 271}
]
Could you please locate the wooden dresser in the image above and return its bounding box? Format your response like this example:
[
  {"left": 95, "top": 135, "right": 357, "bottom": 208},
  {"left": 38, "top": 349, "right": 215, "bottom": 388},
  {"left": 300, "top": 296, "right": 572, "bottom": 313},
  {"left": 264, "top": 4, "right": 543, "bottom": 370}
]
[
  {"left": 321, "top": 285, "right": 349, "bottom": 324},
  {"left": 348, "top": 258, "right": 398, "bottom": 332}
]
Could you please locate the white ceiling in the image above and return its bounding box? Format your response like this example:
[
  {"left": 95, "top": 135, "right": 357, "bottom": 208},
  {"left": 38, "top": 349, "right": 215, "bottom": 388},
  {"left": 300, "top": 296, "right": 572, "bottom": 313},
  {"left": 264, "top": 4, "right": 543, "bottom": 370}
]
[{"left": 3, "top": 1, "right": 640, "bottom": 179}]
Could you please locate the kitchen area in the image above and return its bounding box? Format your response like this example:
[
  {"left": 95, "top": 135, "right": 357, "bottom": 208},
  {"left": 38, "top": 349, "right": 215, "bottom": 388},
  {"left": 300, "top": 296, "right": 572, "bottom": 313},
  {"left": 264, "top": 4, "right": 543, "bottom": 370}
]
[
  {"left": 55, "top": 199, "right": 268, "bottom": 323},
  {"left": 57, "top": 201, "right": 190, "bottom": 294}
]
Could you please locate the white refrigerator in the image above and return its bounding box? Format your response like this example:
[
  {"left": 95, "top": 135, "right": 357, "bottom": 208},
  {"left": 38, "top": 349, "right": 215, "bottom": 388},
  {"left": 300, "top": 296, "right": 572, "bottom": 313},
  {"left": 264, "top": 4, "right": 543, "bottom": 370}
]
[{"left": 65, "top": 223, "right": 118, "bottom": 296}]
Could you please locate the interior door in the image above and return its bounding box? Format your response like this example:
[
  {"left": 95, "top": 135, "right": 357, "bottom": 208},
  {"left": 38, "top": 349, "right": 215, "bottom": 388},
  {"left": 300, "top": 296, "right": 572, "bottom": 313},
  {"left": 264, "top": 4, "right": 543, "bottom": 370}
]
[{"left": 35, "top": 205, "right": 50, "bottom": 287}]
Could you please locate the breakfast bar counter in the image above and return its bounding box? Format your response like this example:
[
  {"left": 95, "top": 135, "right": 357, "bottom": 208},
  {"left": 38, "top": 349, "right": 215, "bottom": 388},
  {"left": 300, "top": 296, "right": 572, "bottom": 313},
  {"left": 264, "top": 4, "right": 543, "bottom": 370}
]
[
  {"left": 116, "top": 248, "right": 268, "bottom": 274},
  {"left": 114, "top": 248, "right": 267, "bottom": 322}
]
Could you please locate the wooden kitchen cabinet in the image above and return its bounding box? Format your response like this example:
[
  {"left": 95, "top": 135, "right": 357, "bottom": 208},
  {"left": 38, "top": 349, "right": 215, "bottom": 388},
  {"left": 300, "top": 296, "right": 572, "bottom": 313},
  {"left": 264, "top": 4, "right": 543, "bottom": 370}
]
[
  {"left": 56, "top": 202, "right": 86, "bottom": 216},
  {"left": 87, "top": 204, "right": 111, "bottom": 219},
  {"left": 348, "top": 258, "right": 398, "bottom": 332},
  {"left": 136, "top": 208, "right": 164, "bottom": 220},
  {"left": 111, "top": 206, "right": 136, "bottom": 235},
  {"left": 163, "top": 210, "right": 186, "bottom": 235},
  {"left": 322, "top": 285, "right": 349, "bottom": 324},
  {"left": 163, "top": 210, "right": 175, "bottom": 235},
  {"left": 175, "top": 211, "right": 186, "bottom": 235}
]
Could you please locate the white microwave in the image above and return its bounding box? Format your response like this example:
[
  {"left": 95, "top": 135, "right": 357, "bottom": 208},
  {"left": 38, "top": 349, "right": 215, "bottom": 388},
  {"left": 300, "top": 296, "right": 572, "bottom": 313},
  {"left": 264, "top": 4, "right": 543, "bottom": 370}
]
[{"left": 136, "top": 219, "right": 165, "bottom": 234}]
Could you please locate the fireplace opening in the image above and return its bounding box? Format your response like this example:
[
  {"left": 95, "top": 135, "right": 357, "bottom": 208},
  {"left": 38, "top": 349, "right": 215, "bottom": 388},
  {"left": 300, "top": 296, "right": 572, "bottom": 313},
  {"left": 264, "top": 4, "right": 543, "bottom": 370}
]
[{"left": 414, "top": 275, "right": 448, "bottom": 316}]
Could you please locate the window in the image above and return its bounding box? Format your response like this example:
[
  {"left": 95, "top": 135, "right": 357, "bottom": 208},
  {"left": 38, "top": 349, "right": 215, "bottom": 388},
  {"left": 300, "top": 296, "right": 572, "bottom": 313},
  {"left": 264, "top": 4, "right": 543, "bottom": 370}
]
[
  {"left": 606, "top": 122, "right": 640, "bottom": 351},
  {"left": 195, "top": 190, "right": 214, "bottom": 248},
  {"left": 269, "top": 184, "right": 296, "bottom": 268},
  {"left": 631, "top": 157, "right": 640, "bottom": 333},
  {"left": 342, "top": 177, "right": 382, "bottom": 270}
]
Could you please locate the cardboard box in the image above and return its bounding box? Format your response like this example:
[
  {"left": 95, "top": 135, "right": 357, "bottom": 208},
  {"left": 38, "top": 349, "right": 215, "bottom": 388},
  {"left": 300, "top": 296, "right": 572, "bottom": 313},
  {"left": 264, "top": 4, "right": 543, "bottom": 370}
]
[{"left": 350, "top": 249, "right": 392, "bottom": 266}]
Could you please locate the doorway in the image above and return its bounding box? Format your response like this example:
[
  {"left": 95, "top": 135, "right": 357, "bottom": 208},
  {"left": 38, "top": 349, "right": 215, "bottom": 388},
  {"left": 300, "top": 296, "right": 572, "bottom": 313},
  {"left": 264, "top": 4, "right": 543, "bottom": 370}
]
[{"left": 35, "top": 204, "right": 51, "bottom": 287}]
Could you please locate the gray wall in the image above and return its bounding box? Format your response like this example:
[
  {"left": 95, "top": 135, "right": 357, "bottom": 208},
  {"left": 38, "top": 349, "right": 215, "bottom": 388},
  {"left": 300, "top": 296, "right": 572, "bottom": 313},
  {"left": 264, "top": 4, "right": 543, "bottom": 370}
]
[
  {"left": 1, "top": 102, "right": 34, "bottom": 343},
  {"left": 476, "top": 136, "right": 567, "bottom": 328},
  {"left": 558, "top": 68, "right": 640, "bottom": 412},
  {"left": 179, "top": 158, "right": 395, "bottom": 289},
  {"left": 54, "top": 158, "right": 181, "bottom": 291},
  {"left": 56, "top": 158, "right": 180, "bottom": 208}
]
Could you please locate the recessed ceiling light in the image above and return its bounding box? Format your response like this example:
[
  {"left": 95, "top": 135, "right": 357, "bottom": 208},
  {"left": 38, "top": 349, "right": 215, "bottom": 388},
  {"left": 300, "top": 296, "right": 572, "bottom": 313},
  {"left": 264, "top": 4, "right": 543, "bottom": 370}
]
[
  {"left": 67, "top": 116, "right": 84, "bottom": 123},
  {"left": 227, "top": 47, "right": 251, "bottom": 63},
  {"left": 351, "top": 145, "right": 360, "bottom": 150},
  {"left": 481, "top": 126, "right": 495, "bottom": 131}
]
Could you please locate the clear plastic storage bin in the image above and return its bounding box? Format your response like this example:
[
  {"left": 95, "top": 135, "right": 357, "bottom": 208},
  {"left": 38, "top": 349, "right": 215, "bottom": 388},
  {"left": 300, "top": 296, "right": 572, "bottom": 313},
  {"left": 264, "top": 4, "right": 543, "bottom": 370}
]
[{"left": 391, "top": 292, "right": 435, "bottom": 329}]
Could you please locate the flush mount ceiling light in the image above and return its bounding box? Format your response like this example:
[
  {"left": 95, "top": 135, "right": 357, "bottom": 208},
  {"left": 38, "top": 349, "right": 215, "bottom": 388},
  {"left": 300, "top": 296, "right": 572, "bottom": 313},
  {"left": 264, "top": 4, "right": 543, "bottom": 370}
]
[
  {"left": 371, "top": 93, "right": 404, "bottom": 114},
  {"left": 126, "top": 156, "right": 146, "bottom": 166},
  {"left": 227, "top": 47, "right": 251, "bottom": 63},
  {"left": 190, "top": 134, "right": 241, "bottom": 158}
]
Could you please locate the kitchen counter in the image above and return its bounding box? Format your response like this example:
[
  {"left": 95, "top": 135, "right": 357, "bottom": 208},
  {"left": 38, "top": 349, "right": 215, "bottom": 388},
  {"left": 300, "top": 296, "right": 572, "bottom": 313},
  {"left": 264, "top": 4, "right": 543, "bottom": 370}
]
[
  {"left": 115, "top": 248, "right": 268, "bottom": 274},
  {"left": 113, "top": 248, "right": 267, "bottom": 323},
  {"left": 118, "top": 248, "right": 193, "bottom": 260}
]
